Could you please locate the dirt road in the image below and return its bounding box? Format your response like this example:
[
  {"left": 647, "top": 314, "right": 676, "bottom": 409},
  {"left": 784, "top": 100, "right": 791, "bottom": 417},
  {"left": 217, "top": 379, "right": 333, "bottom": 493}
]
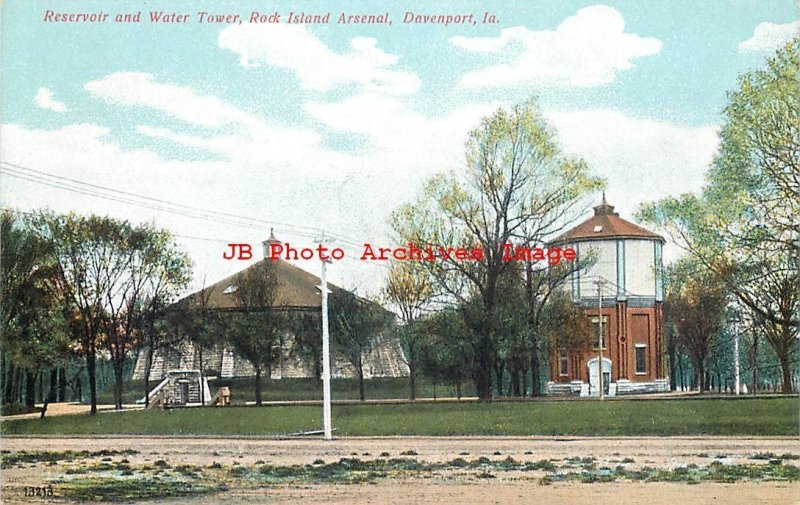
[{"left": 2, "top": 436, "right": 798, "bottom": 504}]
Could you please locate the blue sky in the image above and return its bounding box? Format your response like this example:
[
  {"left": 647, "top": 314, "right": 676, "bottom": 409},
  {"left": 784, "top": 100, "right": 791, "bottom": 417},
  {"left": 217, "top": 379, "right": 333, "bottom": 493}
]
[{"left": 1, "top": 0, "right": 798, "bottom": 293}]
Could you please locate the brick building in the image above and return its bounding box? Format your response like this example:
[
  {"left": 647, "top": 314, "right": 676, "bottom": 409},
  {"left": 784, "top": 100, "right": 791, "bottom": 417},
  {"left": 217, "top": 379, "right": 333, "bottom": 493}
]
[{"left": 546, "top": 196, "right": 669, "bottom": 396}]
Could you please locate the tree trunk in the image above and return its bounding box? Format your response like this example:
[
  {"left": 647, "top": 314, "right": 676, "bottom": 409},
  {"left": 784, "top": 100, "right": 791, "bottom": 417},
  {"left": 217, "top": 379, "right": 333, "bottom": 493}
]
[
  {"left": 254, "top": 366, "right": 262, "bottom": 406},
  {"left": 751, "top": 333, "right": 759, "bottom": 394},
  {"left": 530, "top": 345, "right": 542, "bottom": 397},
  {"left": 474, "top": 320, "right": 493, "bottom": 401},
  {"left": 779, "top": 354, "right": 793, "bottom": 393},
  {"left": 87, "top": 347, "right": 98, "bottom": 415},
  {"left": 313, "top": 348, "right": 322, "bottom": 382},
  {"left": 36, "top": 370, "right": 43, "bottom": 403},
  {"left": 48, "top": 368, "right": 58, "bottom": 403},
  {"left": 510, "top": 368, "right": 521, "bottom": 397},
  {"left": 198, "top": 345, "right": 205, "bottom": 407},
  {"left": 143, "top": 344, "right": 154, "bottom": 409},
  {"left": 5, "top": 364, "right": 16, "bottom": 404},
  {"left": 58, "top": 367, "right": 67, "bottom": 402},
  {"left": 112, "top": 358, "right": 125, "bottom": 410},
  {"left": 358, "top": 359, "right": 365, "bottom": 402},
  {"left": 456, "top": 382, "right": 462, "bottom": 400},
  {"left": 524, "top": 260, "right": 543, "bottom": 397},
  {"left": 667, "top": 333, "right": 677, "bottom": 391},
  {"left": 24, "top": 370, "right": 36, "bottom": 408},
  {"left": 494, "top": 359, "right": 504, "bottom": 398},
  {"left": 408, "top": 363, "right": 416, "bottom": 401},
  {"left": 697, "top": 361, "right": 705, "bottom": 392},
  {"left": 0, "top": 356, "right": 7, "bottom": 404},
  {"left": 474, "top": 292, "right": 495, "bottom": 402},
  {"left": 474, "top": 357, "right": 492, "bottom": 401},
  {"left": 528, "top": 356, "right": 537, "bottom": 397}
]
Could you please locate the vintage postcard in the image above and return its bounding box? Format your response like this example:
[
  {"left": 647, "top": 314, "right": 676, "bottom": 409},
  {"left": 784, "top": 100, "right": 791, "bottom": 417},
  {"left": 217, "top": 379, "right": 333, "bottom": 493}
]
[{"left": 1, "top": 0, "right": 798, "bottom": 503}]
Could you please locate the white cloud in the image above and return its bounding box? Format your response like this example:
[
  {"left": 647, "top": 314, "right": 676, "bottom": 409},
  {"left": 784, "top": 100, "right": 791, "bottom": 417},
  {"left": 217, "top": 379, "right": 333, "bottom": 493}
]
[
  {"left": 34, "top": 88, "right": 68, "bottom": 112},
  {"left": 739, "top": 20, "right": 800, "bottom": 53},
  {"left": 305, "top": 93, "right": 501, "bottom": 180},
  {"left": 544, "top": 109, "right": 719, "bottom": 218},
  {"left": 84, "top": 72, "right": 353, "bottom": 176},
  {"left": 85, "top": 72, "right": 254, "bottom": 128},
  {"left": 218, "top": 24, "right": 420, "bottom": 95},
  {"left": 450, "top": 5, "right": 662, "bottom": 88}
]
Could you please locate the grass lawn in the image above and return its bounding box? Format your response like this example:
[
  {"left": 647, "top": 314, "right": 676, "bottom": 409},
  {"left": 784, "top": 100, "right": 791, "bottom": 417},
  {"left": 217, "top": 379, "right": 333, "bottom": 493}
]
[
  {"left": 2, "top": 398, "right": 797, "bottom": 436},
  {"left": 95, "top": 377, "right": 474, "bottom": 405}
]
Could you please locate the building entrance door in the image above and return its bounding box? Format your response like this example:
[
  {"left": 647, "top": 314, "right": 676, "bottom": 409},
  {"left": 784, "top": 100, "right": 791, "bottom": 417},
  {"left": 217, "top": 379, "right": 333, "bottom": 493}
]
[
  {"left": 178, "top": 381, "right": 190, "bottom": 404},
  {"left": 587, "top": 358, "right": 612, "bottom": 396}
]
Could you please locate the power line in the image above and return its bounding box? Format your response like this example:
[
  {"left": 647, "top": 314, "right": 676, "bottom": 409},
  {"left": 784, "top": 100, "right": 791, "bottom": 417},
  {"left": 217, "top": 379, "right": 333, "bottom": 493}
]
[
  {"left": 2, "top": 161, "right": 326, "bottom": 234},
  {"left": 0, "top": 161, "right": 360, "bottom": 244}
]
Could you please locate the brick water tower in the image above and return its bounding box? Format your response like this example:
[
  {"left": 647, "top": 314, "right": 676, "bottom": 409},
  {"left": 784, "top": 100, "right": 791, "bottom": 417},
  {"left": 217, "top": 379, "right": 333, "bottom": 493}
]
[{"left": 547, "top": 195, "right": 669, "bottom": 396}]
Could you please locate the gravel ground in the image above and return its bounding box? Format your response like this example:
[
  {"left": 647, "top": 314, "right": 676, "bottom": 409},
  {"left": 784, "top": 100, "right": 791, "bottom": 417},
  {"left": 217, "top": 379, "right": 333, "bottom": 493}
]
[{"left": 2, "top": 436, "right": 798, "bottom": 504}]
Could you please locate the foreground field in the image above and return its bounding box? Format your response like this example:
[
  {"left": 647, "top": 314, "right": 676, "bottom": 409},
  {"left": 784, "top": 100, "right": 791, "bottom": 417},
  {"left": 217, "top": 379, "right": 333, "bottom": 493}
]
[
  {"left": 2, "top": 436, "right": 798, "bottom": 504},
  {"left": 2, "top": 398, "right": 797, "bottom": 436}
]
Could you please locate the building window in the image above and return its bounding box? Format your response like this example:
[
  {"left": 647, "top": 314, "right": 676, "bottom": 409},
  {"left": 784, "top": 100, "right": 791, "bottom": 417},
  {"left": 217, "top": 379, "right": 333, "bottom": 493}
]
[
  {"left": 558, "top": 349, "right": 568, "bottom": 376},
  {"left": 590, "top": 316, "right": 609, "bottom": 349},
  {"left": 635, "top": 345, "right": 647, "bottom": 374}
]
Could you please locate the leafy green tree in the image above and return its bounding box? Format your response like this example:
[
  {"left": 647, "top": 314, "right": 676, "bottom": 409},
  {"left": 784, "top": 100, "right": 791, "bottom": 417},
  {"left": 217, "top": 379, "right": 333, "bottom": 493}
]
[
  {"left": 417, "top": 307, "right": 474, "bottom": 398},
  {"left": 330, "top": 289, "right": 393, "bottom": 401},
  {"left": 170, "top": 276, "right": 216, "bottom": 405},
  {"left": 392, "top": 99, "right": 603, "bottom": 400},
  {"left": 639, "top": 40, "right": 799, "bottom": 391},
  {"left": 103, "top": 224, "right": 192, "bottom": 409},
  {"left": 542, "top": 290, "right": 592, "bottom": 352},
  {"left": 1, "top": 210, "right": 70, "bottom": 408},
  {"left": 541, "top": 289, "right": 593, "bottom": 388},
  {"left": 383, "top": 260, "right": 434, "bottom": 400},
  {"left": 521, "top": 255, "right": 594, "bottom": 396},
  {"left": 490, "top": 268, "right": 532, "bottom": 397},
  {"left": 32, "top": 212, "right": 132, "bottom": 414},
  {"left": 225, "top": 262, "right": 285, "bottom": 406},
  {"left": 286, "top": 311, "right": 322, "bottom": 381},
  {"left": 134, "top": 232, "right": 192, "bottom": 408},
  {"left": 665, "top": 260, "right": 727, "bottom": 392}
]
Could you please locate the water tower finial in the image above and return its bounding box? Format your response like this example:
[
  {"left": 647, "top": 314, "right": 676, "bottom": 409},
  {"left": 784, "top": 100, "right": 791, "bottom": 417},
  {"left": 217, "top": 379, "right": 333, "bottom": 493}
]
[
  {"left": 263, "top": 229, "right": 281, "bottom": 259},
  {"left": 594, "top": 192, "right": 617, "bottom": 216}
]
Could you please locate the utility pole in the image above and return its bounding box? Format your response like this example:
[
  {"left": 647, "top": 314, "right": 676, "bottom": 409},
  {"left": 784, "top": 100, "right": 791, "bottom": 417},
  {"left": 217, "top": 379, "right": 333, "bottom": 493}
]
[
  {"left": 595, "top": 277, "right": 606, "bottom": 400},
  {"left": 315, "top": 232, "right": 333, "bottom": 440}
]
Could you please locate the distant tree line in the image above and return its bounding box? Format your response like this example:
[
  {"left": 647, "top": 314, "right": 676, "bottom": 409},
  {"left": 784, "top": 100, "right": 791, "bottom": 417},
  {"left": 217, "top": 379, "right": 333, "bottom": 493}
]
[
  {"left": 639, "top": 38, "right": 799, "bottom": 393},
  {"left": 1, "top": 210, "right": 192, "bottom": 413}
]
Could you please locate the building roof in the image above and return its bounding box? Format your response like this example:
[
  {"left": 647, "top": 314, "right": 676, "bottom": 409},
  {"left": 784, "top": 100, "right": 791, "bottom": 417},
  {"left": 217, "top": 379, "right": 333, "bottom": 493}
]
[
  {"left": 183, "top": 259, "right": 330, "bottom": 310},
  {"left": 178, "top": 234, "right": 338, "bottom": 310},
  {"left": 552, "top": 194, "right": 665, "bottom": 244}
]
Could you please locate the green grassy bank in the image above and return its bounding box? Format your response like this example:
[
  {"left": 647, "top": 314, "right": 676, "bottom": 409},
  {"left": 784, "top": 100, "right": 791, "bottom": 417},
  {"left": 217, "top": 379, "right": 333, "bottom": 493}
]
[
  {"left": 95, "top": 377, "right": 474, "bottom": 405},
  {"left": 3, "top": 398, "right": 797, "bottom": 437}
]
